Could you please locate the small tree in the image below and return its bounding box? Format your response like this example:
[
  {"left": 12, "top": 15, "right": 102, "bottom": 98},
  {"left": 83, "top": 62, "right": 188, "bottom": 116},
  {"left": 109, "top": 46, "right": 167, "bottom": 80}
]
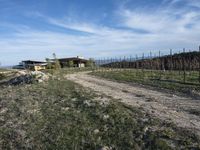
[{"left": 53, "top": 53, "right": 61, "bottom": 70}]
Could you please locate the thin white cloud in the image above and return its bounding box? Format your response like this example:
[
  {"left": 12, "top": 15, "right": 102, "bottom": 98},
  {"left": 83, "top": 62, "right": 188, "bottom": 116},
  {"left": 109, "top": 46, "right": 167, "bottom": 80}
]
[
  {"left": 29, "top": 12, "right": 100, "bottom": 34},
  {"left": 120, "top": 3, "right": 200, "bottom": 34},
  {"left": 118, "top": 0, "right": 200, "bottom": 49},
  {"left": 164, "top": 0, "right": 200, "bottom": 10},
  {"left": 47, "top": 18, "right": 98, "bottom": 34}
]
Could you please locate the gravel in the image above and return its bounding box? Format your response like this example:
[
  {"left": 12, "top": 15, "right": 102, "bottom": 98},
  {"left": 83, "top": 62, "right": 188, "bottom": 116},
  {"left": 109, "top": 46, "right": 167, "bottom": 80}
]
[{"left": 67, "top": 72, "right": 200, "bottom": 136}]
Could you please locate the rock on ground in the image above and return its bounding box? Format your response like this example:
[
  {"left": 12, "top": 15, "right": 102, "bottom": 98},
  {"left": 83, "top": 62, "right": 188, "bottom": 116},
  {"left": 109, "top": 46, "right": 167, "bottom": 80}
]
[{"left": 4, "top": 70, "right": 50, "bottom": 85}]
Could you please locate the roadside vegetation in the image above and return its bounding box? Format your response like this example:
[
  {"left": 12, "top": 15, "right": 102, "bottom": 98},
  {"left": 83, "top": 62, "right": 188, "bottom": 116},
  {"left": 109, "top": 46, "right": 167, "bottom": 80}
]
[
  {"left": 0, "top": 68, "right": 9, "bottom": 72},
  {"left": 0, "top": 70, "right": 17, "bottom": 82},
  {"left": 1, "top": 71, "right": 200, "bottom": 149},
  {"left": 91, "top": 69, "right": 200, "bottom": 96}
]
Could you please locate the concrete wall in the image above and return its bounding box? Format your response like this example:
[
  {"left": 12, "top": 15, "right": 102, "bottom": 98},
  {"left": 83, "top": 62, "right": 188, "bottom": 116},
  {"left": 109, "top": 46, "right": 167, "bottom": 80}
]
[
  {"left": 78, "top": 63, "right": 85, "bottom": 68},
  {"left": 29, "top": 65, "right": 46, "bottom": 71}
]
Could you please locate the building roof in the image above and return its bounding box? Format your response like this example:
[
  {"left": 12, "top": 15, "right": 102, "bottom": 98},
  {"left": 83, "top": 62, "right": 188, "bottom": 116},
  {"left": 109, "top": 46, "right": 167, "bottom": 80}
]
[
  {"left": 51, "top": 57, "right": 88, "bottom": 63},
  {"left": 59, "top": 57, "right": 87, "bottom": 61},
  {"left": 28, "top": 63, "right": 48, "bottom": 66},
  {"left": 22, "top": 60, "right": 46, "bottom": 63}
]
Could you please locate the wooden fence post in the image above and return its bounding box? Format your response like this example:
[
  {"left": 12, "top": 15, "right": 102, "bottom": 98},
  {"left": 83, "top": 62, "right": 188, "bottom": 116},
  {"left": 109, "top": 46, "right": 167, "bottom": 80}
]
[
  {"left": 150, "top": 51, "right": 152, "bottom": 78},
  {"left": 170, "top": 49, "right": 172, "bottom": 71},
  {"left": 170, "top": 49, "right": 173, "bottom": 79},
  {"left": 183, "top": 48, "right": 186, "bottom": 83},
  {"left": 129, "top": 55, "right": 132, "bottom": 72},
  {"left": 199, "top": 46, "right": 200, "bottom": 83},
  {"left": 159, "top": 51, "right": 161, "bottom": 79}
]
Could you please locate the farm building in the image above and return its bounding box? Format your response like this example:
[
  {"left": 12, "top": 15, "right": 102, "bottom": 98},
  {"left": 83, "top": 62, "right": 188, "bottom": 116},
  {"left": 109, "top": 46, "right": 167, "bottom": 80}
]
[
  {"left": 13, "top": 56, "right": 94, "bottom": 70},
  {"left": 27, "top": 63, "right": 47, "bottom": 71},
  {"left": 56, "top": 56, "right": 89, "bottom": 68},
  {"left": 13, "top": 60, "right": 47, "bottom": 71}
]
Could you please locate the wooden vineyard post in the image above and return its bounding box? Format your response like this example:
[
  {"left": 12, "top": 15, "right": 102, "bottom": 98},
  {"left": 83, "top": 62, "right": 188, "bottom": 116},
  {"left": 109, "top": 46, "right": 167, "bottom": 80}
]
[
  {"left": 150, "top": 51, "right": 152, "bottom": 78},
  {"left": 129, "top": 55, "right": 132, "bottom": 72},
  {"left": 124, "top": 56, "right": 126, "bottom": 70},
  {"left": 159, "top": 51, "right": 161, "bottom": 79},
  {"left": 183, "top": 48, "right": 186, "bottom": 83},
  {"left": 142, "top": 53, "right": 145, "bottom": 80},
  {"left": 170, "top": 49, "right": 173, "bottom": 80},
  {"left": 199, "top": 46, "right": 200, "bottom": 83}
]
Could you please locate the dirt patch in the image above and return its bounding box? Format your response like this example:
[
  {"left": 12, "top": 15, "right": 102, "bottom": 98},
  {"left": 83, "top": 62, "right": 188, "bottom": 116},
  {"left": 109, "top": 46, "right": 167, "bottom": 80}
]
[{"left": 66, "top": 72, "right": 200, "bottom": 136}]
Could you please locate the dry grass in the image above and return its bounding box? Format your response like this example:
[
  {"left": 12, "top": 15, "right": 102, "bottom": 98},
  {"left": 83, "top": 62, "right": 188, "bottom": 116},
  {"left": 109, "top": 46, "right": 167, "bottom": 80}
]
[
  {"left": 91, "top": 69, "right": 200, "bottom": 95},
  {"left": 0, "top": 73, "right": 200, "bottom": 149}
]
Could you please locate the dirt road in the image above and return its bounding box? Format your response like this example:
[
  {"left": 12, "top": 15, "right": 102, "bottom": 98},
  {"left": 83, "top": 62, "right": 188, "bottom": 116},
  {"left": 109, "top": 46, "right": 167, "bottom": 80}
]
[{"left": 67, "top": 72, "right": 200, "bottom": 135}]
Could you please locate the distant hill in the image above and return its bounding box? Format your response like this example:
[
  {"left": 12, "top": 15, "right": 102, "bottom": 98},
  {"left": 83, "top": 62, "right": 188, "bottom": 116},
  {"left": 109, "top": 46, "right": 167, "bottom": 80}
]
[{"left": 102, "top": 51, "right": 200, "bottom": 71}]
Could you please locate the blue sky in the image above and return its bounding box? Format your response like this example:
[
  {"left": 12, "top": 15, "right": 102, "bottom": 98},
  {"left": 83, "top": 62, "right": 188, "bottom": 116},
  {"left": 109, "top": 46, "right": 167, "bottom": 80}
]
[{"left": 0, "top": 0, "right": 200, "bottom": 65}]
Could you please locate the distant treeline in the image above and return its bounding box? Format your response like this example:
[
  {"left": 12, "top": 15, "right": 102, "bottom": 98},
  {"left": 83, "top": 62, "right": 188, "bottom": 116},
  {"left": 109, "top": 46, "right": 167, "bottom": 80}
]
[{"left": 101, "top": 51, "right": 200, "bottom": 71}]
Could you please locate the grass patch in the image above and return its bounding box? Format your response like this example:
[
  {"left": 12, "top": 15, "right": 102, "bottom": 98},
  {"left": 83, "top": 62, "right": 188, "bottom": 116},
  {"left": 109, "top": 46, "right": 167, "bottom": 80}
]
[
  {"left": 0, "top": 68, "right": 9, "bottom": 72},
  {"left": 1, "top": 76, "right": 200, "bottom": 149},
  {"left": 90, "top": 69, "right": 200, "bottom": 94}
]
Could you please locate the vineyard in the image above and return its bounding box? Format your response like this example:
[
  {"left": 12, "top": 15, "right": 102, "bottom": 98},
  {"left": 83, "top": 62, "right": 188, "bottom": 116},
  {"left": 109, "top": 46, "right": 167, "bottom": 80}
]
[{"left": 94, "top": 48, "right": 200, "bottom": 86}]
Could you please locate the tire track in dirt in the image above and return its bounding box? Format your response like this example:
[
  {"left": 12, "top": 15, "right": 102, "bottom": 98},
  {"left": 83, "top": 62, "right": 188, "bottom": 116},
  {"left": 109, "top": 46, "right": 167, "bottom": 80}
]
[{"left": 67, "top": 72, "right": 200, "bottom": 136}]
